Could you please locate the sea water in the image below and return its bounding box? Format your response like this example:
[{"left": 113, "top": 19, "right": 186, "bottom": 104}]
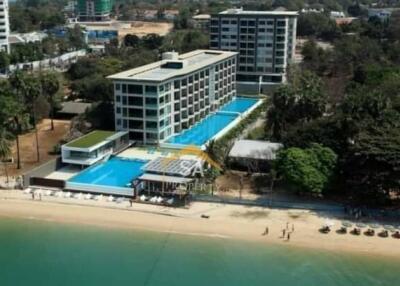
[{"left": 0, "top": 218, "right": 398, "bottom": 286}]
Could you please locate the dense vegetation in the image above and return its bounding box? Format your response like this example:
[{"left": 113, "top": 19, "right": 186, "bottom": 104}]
[{"left": 266, "top": 11, "right": 400, "bottom": 205}]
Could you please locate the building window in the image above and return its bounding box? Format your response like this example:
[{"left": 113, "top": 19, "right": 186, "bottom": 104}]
[
  {"left": 145, "top": 85, "right": 157, "bottom": 93},
  {"left": 128, "top": 97, "right": 143, "bottom": 106},
  {"left": 128, "top": 84, "right": 143, "bottom": 94}
]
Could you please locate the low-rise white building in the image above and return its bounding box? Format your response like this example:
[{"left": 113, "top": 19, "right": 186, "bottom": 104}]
[{"left": 61, "top": 130, "right": 129, "bottom": 166}]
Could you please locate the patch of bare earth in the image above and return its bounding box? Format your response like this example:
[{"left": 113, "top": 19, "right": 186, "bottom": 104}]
[{"left": 4, "top": 119, "right": 71, "bottom": 177}]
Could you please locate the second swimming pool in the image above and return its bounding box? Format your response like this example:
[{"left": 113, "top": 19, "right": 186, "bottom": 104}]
[{"left": 166, "top": 97, "right": 259, "bottom": 146}]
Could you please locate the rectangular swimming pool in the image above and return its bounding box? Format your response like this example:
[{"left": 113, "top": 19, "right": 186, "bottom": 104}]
[
  {"left": 68, "top": 157, "right": 146, "bottom": 189},
  {"left": 166, "top": 97, "right": 260, "bottom": 147},
  {"left": 167, "top": 113, "right": 238, "bottom": 146},
  {"left": 219, "top": 97, "right": 259, "bottom": 114}
]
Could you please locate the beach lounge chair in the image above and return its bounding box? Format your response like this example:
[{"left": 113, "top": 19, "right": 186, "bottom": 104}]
[
  {"left": 23, "top": 188, "right": 32, "bottom": 194},
  {"left": 55, "top": 191, "right": 63, "bottom": 198},
  {"left": 84, "top": 194, "right": 93, "bottom": 200},
  {"left": 166, "top": 198, "right": 174, "bottom": 205},
  {"left": 150, "top": 196, "right": 157, "bottom": 203},
  {"left": 140, "top": 195, "right": 146, "bottom": 201},
  {"left": 108, "top": 195, "right": 114, "bottom": 202},
  {"left": 156, "top": 197, "right": 164, "bottom": 204},
  {"left": 95, "top": 194, "right": 103, "bottom": 201},
  {"left": 44, "top": 190, "right": 54, "bottom": 196},
  {"left": 63, "top": 192, "right": 71, "bottom": 198},
  {"left": 74, "top": 193, "right": 82, "bottom": 200}
]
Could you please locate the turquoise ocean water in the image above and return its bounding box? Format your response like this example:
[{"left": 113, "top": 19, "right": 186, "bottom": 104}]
[{"left": 0, "top": 217, "right": 399, "bottom": 286}]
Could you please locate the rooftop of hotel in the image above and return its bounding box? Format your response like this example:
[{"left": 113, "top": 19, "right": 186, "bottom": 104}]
[
  {"left": 217, "top": 8, "right": 298, "bottom": 16},
  {"left": 65, "top": 130, "right": 118, "bottom": 149},
  {"left": 107, "top": 49, "right": 237, "bottom": 82}
]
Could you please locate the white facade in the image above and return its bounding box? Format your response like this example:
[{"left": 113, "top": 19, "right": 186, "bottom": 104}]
[
  {"left": 0, "top": 0, "right": 10, "bottom": 53},
  {"left": 210, "top": 8, "right": 298, "bottom": 87},
  {"left": 108, "top": 50, "right": 238, "bottom": 145}
]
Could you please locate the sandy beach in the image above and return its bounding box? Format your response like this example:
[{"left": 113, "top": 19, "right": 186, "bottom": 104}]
[{"left": 0, "top": 189, "right": 399, "bottom": 259}]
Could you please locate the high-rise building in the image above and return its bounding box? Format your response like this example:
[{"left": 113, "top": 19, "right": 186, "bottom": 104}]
[
  {"left": 78, "top": 0, "right": 113, "bottom": 21},
  {"left": 0, "top": 0, "right": 10, "bottom": 53},
  {"left": 108, "top": 50, "right": 237, "bottom": 145},
  {"left": 210, "top": 8, "right": 298, "bottom": 91}
]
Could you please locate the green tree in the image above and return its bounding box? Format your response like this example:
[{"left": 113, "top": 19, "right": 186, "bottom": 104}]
[
  {"left": 0, "top": 128, "right": 12, "bottom": 183},
  {"left": 40, "top": 72, "right": 60, "bottom": 130},
  {"left": 276, "top": 144, "right": 337, "bottom": 194},
  {"left": 266, "top": 70, "right": 328, "bottom": 140}
]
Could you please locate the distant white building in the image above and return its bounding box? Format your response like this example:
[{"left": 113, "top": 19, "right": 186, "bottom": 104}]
[
  {"left": 330, "top": 11, "right": 345, "bottom": 19},
  {"left": 0, "top": 0, "right": 10, "bottom": 53},
  {"left": 301, "top": 8, "right": 324, "bottom": 14}
]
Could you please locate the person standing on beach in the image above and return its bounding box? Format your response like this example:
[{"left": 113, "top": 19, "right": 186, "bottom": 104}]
[
  {"left": 282, "top": 229, "right": 286, "bottom": 238},
  {"left": 286, "top": 222, "right": 289, "bottom": 229},
  {"left": 287, "top": 233, "right": 291, "bottom": 241}
]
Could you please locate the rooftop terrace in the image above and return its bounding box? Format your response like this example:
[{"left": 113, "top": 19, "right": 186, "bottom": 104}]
[
  {"left": 66, "top": 130, "right": 117, "bottom": 149},
  {"left": 107, "top": 49, "right": 237, "bottom": 82}
]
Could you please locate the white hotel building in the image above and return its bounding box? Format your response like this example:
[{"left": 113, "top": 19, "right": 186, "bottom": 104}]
[
  {"left": 0, "top": 0, "right": 10, "bottom": 53},
  {"left": 108, "top": 50, "right": 237, "bottom": 145},
  {"left": 210, "top": 9, "right": 297, "bottom": 90}
]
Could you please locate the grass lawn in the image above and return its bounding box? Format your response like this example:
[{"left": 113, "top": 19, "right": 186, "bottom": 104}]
[{"left": 66, "top": 130, "right": 116, "bottom": 148}]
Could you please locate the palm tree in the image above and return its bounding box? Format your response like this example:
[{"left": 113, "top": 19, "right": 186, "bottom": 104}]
[
  {"left": 0, "top": 129, "right": 12, "bottom": 184},
  {"left": 40, "top": 72, "right": 60, "bottom": 131},
  {"left": 10, "top": 71, "right": 41, "bottom": 162}
]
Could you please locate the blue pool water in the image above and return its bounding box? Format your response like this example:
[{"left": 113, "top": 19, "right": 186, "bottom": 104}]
[
  {"left": 167, "top": 97, "right": 259, "bottom": 146},
  {"left": 68, "top": 157, "right": 146, "bottom": 188},
  {"left": 219, "top": 97, "right": 259, "bottom": 113},
  {"left": 167, "top": 113, "right": 238, "bottom": 146}
]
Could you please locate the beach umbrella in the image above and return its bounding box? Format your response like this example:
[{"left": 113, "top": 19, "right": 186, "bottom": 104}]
[
  {"left": 342, "top": 221, "right": 353, "bottom": 228},
  {"left": 356, "top": 223, "right": 367, "bottom": 228}
]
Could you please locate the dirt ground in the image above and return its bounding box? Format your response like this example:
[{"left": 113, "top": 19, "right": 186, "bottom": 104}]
[
  {"left": 118, "top": 21, "right": 173, "bottom": 38},
  {"left": 3, "top": 119, "right": 71, "bottom": 177}
]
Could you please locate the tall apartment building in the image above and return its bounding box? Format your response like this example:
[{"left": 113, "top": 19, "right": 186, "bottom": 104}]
[
  {"left": 108, "top": 50, "right": 237, "bottom": 145},
  {"left": 78, "top": 0, "right": 113, "bottom": 21},
  {"left": 210, "top": 8, "right": 298, "bottom": 90},
  {"left": 0, "top": 0, "right": 10, "bottom": 53}
]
